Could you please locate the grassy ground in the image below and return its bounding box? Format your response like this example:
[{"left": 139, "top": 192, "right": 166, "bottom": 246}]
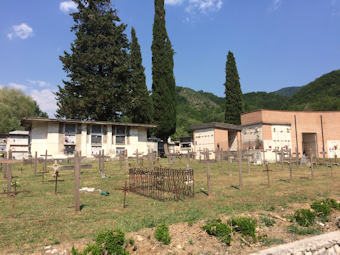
[{"left": 0, "top": 158, "right": 339, "bottom": 254}]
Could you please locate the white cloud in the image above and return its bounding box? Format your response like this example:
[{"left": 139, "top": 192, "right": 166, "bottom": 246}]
[
  {"left": 8, "top": 23, "right": 33, "bottom": 40},
  {"left": 27, "top": 79, "right": 50, "bottom": 87},
  {"left": 60, "top": 1, "right": 77, "bottom": 13},
  {"left": 31, "top": 89, "right": 57, "bottom": 117},
  {"left": 165, "top": 0, "right": 223, "bottom": 14},
  {"left": 165, "top": 0, "right": 184, "bottom": 5},
  {"left": 8, "top": 82, "right": 28, "bottom": 91}
]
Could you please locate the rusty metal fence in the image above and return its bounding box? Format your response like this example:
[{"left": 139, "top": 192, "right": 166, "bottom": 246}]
[{"left": 128, "top": 167, "right": 194, "bottom": 201}]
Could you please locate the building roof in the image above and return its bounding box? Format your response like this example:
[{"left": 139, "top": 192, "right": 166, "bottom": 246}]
[
  {"left": 242, "top": 122, "right": 291, "bottom": 127},
  {"left": 21, "top": 118, "right": 157, "bottom": 129},
  {"left": 191, "top": 122, "right": 242, "bottom": 131},
  {"left": 241, "top": 109, "right": 340, "bottom": 116}
]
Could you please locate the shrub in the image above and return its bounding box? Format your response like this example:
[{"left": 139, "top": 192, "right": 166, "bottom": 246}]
[
  {"left": 294, "top": 209, "right": 316, "bottom": 227},
  {"left": 155, "top": 223, "right": 171, "bottom": 245},
  {"left": 202, "top": 219, "right": 232, "bottom": 246},
  {"left": 311, "top": 200, "right": 331, "bottom": 218},
  {"left": 260, "top": 216, "right": 276, "bottom": 227},
  {"left": 324, "top": 198, "right": 340, "bottom": 210},
  {"left": 71, "top": 230, "right": 129, "bottom": 255},
  {"left": 229, "top": 217, "right": 257, "bottom": 242}
]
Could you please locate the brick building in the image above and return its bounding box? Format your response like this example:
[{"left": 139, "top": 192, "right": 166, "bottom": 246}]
[
  {"left": 191, "top": 122, "right": 242, "bottom": 159},
  {"left": 241, "top": 110, "right": 340, "bottom": 161}
]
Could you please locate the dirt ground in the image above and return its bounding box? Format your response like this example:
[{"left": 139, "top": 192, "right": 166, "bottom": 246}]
[{"left": 19, "top": 203, "right": 340, "bottom": 255}]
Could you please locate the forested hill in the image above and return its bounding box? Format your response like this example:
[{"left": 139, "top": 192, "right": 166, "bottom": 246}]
[{"left": 174, "top": 69, "right": 340, "bottom": 138}]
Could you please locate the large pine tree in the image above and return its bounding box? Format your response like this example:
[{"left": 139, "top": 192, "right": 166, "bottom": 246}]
[
  {"left": 129, "top": 27, "right": 153, "bottom": 124},
  {"left": 224, "top": 51, "right": 243, "bottom": 125},
  {"left": 151, "top": 0, "right": 176, "bottom": 140},
  {"left": 55, "top": 0, "right": 130, "bottom": 121}
]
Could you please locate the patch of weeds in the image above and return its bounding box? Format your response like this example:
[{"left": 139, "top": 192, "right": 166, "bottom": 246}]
[
  {"left": 263, "top": 238, "right": 284, "bottom": 247},
  {"left": 311, "top": 200, "right": 331, "bottom": 219},
  {"left": 288, "top": 224, "right": 320, "bottom": 235},
  {"left": 71, "top": 230, "right": 129, "bottom": 255},
  {"left": 202, "top": 218, "right": 232, "bottom": 246},
  {"left": 294, "top": 209, "right": 316, "bottom": 227},
  {"left": 187, "top": 220, "right": 193, "bottom": 227},
  {"left": 324, "top": 198, "right": 340, "bottom": 210},
  {"left": 155, "top": 223, "right": 171, "bottom": 245},
  {"left": 133, "top": 245, "right": 137, "bottom": 251},
  {"left": 260, "top": 216, "right": 276, "bottom": 227},
  {"left": 263, "top": 204, "right": 276, "bottom": 212},
  {"left": 188, "top": 238, "right": 194, "bottom": 245},
  {"left": 48, "top": 236, "right": 60, "bottom": 245},
  {"left": 229, "top": 217, "right": 257, "bottom": 242},
  {"left": 128, "top": 238, "right": 135, "bottom": 246}
]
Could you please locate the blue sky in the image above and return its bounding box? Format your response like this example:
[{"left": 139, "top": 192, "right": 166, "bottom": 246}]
[{"left": 0, "top": 0, "right": 339, "bottom": 116}]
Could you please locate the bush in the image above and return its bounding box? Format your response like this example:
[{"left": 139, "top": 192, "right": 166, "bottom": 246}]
[
  {"left": 155, "top": 223, "right": 171, "bottom": 245},
  {"left": 324, "top": 198, "right": 340, "bottom": 210},
  {"left": 311, "top": 200, "right": 331, "bottom": 218},
  {"left": 71, "top": 230, "right": 129, "bottom": 255},
  {"left": 294, "top": 209, "right": 316, "bottom": 227},
  {"left": 229, "top": 217, "right": 257, "bottom": 242},
  {"left": 202, "top": 219, "right": 232, "bottom": 246}
]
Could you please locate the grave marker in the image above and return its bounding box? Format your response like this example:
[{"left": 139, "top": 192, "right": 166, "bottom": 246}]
[
  {"left": 205, "top": 150, "right": 211, "bottom": 196},
  {"left": 263, "top": 163, "right": 272, "bottom": 187},
  {"left": 40, "top": 150, "right": 52, "bottom": 173},
  {"left": 238, "top": 150, "right": 243, "bottom": 189},
  {"left": 74, "top": 151, "right": 80, "bottom": 212}
]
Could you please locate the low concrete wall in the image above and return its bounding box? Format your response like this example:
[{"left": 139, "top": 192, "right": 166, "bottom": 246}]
[{"left": 252, "top": 231, "right": 340, "bottom": 255}]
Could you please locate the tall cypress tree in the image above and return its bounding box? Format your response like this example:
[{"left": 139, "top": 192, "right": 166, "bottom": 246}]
[
  {"left": 151, "top": 0, "right": 176, "bottom": 140},
  {"left": 129, "top": 27, "right": 153, "bottom": 124},
  {"left": 224, "top": 51, "right": 243, "bottom": 125},
  {"left": 55, "top": 0, "right": 130, "bottom": 121}
]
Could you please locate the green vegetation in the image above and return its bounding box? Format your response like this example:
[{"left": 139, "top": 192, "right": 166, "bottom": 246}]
[
  {"left": 155, "top": 223, "right": 171, "bottom": 245},
  {"left": 324, "top": 198, "right": 340, "bottom": 210},
  {"left": 311, "top": 200, "right": 331, "bottom": 219},
  {"left": 151, "top": 0, "right": 176, "bottom": 140},
  {"left": 273, "top": 86, "right": 302, "bottom": 97},
  {"left": 56, "top": 0, "right": 130, "bottom": 121},
  {"left": 129, "top": 27, "right": 152, "bottom": 124},
  {"left": 0, "top": 87, "right": 47, "bottom": 133},
  {"left": 202, "top": 219, "right": 232, "bottom": 245},
  {"left": 229, "top": 217, "right": 257, "bottom": 242},
  {"left": 260, "top": 216, "right": 276, "bottom": 227},
  {"left": 71, "top": 230, "right": 129, "bottom": 255},
  {"left": 288, "top": 225, "right": 321, "bottom": 235},
  {"left": 224, "top": 51, "right": 243, "bottom": 125},
  {"left": 293, "top": 209, "right": 316, "bottom": 227}
]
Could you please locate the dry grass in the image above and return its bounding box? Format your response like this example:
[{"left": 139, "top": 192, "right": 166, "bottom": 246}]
[{"left": 0, "top": 158, "right": 339, "bottom": 254}]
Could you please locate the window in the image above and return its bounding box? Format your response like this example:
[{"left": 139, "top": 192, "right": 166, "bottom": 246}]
[
  {"left": 92, "top": 125, "right": 101, "bottom": 134},
  {"left": 91, "top": 135, "right": 102, "bottom": 144},
  {"left": 115, "top": 126, "right": 126, "bottom": 145},
  {"left": 65, "top": 124, "right": 76, "bottom": 134}
]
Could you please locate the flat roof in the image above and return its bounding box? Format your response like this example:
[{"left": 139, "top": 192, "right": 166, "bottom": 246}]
[
  {"left": 241, "top": 109, "right": 340, "bottom": 116},
  {"left": 9, "top": 130, "right": 29, "bottom": 135},
  {"left": 191, "top": 122, "right": 242, "bottom": 131},
  {"left": 21, "top": 118, "right": 157, "bottom": 129},
  {"left": 242, "top": 122, "right": 291, "bottom": 127}
]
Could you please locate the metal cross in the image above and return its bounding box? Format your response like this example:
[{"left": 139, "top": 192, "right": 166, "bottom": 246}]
[{"left": 263, "top": 163, "right": 273, "bottom": 187}]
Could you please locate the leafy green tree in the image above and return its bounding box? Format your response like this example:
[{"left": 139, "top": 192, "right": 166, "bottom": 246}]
[
  {"left": 129, "top": 27, "right": 153, "bottom": 124},
  {"left": 151, "top": 0, "right": 176, "bottom": 140},
  {"left": 224, "top": 51, "right": 243, "bottom": 125},
  {"left": 56, "top": 0, "right": 130, "bottom": 121},
  {"left": 0, "top": 87, "right": 47, "bottom": 133}
]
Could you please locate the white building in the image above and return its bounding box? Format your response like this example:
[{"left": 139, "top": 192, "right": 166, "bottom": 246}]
[
  {"left": 21, "top": 118, "right": 156, "bottom": 159},
  {"left": 7, "top": 131, "right": 30, "bottom": 160}
]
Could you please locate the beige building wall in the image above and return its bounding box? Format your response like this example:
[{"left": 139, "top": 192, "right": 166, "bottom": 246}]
[
  {"left": 193, "top": 128, "right": 215, "bottom": 159},
  {"left": 242, "top": 110, "right": 340, "bottom": 158}
]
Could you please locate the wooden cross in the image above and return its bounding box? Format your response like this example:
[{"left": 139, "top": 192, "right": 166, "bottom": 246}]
[
  {"left": 0, "top": 181, "right": 30, "bottom": 217},
  {"left": 320, "top": 151, "right": 327, "bottom": 166},
  {"left": 289, "top": 150, "right": 293, "bottom": 181},
  {"left": 40, "top": 150, "right": 52, "bottom": 173},
  {"left": 204, "top": 149, "right": 211, "bottom": 196},
  {"left": 47, "top": 161, "right": 64, "bottom": 194},
  {"left": 310, "top": 154, "right": 314, "bottom": 179},
  {"left": 292, "top": 151, "right": 301, "bottom": 167},
  {"left": 280, "top": 148, "right": 284, "bottom": 170},
  {"left": 243, "top": 151, "right": 252, "bottom": 174},
  {"left": 133, "top": 149, "right": 143, "bottom": 165},
  {"left": 238, "top": 150, "right": 243, "bottom": 189},
  {"left": 94, "top": 150, "right": 110, "bottom": 178},
  {"left": 74, "top": 151, "right": 81, "bottom": 212},
  {"left": 227, "top": 150, "right": 231, "bottom": 176},
  {"left": 115, "top": 181, "right": 129, "bottom": 208},
  {"left": 260, "top": 149, "right": 267, "bottom": 165},
  {"left": 263, "top": 163, "right": 272, "bottom": 187}
]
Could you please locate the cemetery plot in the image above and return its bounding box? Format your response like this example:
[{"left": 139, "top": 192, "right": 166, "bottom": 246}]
[{"left": 128, "top": 167, "right": 194, "bottom": 201}]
